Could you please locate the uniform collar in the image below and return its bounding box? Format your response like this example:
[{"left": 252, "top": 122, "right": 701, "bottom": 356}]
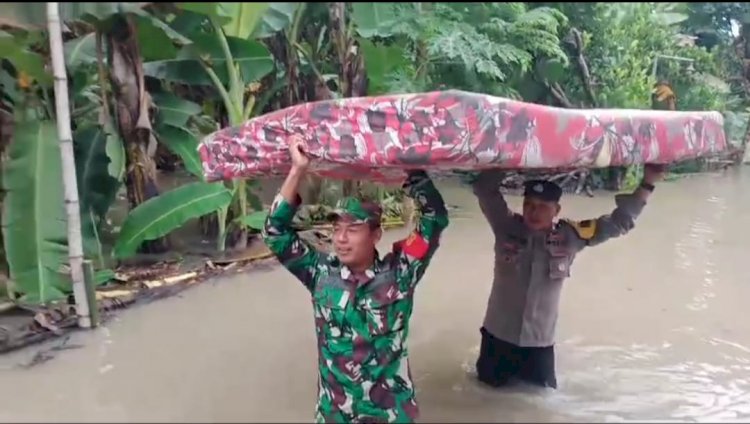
[{"left": 332, "top": 250, "right": 383, "bottom": 282}]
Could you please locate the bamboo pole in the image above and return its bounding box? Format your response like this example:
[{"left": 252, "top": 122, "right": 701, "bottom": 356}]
[
  {"left": 46, "top": 2, "right": 92, "bottom": 329},
  {"left": 82, "top": 260, "right": 100, "bottom": 327}
]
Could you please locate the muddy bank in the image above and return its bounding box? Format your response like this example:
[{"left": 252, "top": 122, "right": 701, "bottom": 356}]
[{"left": 1, "top": 168, "right": 749, "bottom": 423}]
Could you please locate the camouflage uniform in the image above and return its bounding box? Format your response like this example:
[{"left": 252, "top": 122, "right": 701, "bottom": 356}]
[
  {"left": 262, "top": 171, "right": 449, "bottom": 423},
  {"left": 469, "top": 171, "right": 648, "bottom": 387}
]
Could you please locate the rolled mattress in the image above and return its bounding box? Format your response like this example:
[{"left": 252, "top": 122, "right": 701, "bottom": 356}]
[{"left": 198, "top": 89, "right": 726, "bottom": 183}]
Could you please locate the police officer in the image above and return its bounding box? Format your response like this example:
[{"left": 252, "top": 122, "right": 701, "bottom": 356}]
[{"left": 468, "top": 165, "right": 665, "bottom": 389}]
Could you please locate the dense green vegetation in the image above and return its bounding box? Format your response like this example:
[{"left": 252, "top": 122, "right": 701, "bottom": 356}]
[{"left": 0, "top": 2, "right": 747, "bottom": 305}]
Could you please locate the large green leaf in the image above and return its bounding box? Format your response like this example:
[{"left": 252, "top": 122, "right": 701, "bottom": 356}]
[
  {"left": 168, "top": 9, "right": 208, "bottom": 39},
  {"left": 155, "top": 124, "right": 203, "bottom": 178},
  {"left": 61, "top": 11, "right": 189, "bottom": 64},
  {"left": 131, "top": 9, "right": 191, "bottom": 45},
  {"left": 134, "top": 16, "right": 179, "bottom": 62},
  {"left": 195, "top": 35, "right": 275, "bottom": 84},
  {"left": 151, "top": 92, "right": 202, "bottom": 127},
  {"left": 221, "top": 3, "right": 270, "bottom": 39},
  {"left": 114, "top": 182, "right": 232, "bottom": 258},
  {"left": 2, "top": 118, "right": 68, "bottom": 304},
  {"left": 105, "top": 126, "right": 126, "bottom": 181},
  {"left": 175, "top": 3, "right": 233, "bottom": 25},
  {"left": 359, "top": 40, "right": 409, "bottom": 95},
  {"left": 351, "top": 3, "right": 400, "bottom": 38},
  {"left": 143, "top": 35, "right": 274, "bottom": 86},
  {"left": 176, "top": 2, "right": 270, "bottom": 38},
  {"left": 142, "top": 48, "right": 206, "bottom": 85},
  {"left": 535, "top": 57, "right": 567, "bottom": 84},
  {"left": 0, "top": 30, "right": 52, "bottom": 86},
  {"left": 0, "top": 2, "right": 150, "bottom": 29},
  {"left": 235, "top": 211, "right": 269, "bottom": 231},
  {"left": 74, "top": 125, "right": 121, "bottom": 220},
  {"left": 0, "top": 68, "right": 20, "bottom": 106},
  {"left": 95, "top": 269, "right": 116, "bottom": 286},
  {"left": 64, "top": 32, "right": 97, "bottom": 68},
  {"left": 74, "top": 125, "right": 121, "bottom": 261},
  {"left": 253, "top": 3, "right": 299, "bottom": 38}
]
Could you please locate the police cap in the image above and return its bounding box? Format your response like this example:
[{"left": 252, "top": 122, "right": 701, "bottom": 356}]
[{"left": 523, "top": 179, "right": 562, "bottom": 202}]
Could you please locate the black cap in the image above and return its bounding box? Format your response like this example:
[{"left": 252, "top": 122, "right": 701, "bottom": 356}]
[{"left": 523, "top": 180, "right": 562, "bottom": 202}]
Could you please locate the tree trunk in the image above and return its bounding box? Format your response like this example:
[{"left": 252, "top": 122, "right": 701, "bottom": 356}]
[
  {"left": 47, "top": 1, "right": 91, "bottom": 328},
  {"left": 329, "top": 2, "right": 367, "bottom": 197},
  {"left": 106, "top": 14, "right": 168, "bottom": 253}
]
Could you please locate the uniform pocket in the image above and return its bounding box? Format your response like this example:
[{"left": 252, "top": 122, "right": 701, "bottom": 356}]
[
  {"left": 548, "top": 255, "right": 571, "bottom": 280},
  {"left": 312, "top": 285, "right": 351, "bottom": 336},
  {"left": 313, "top": 285, "right": 351, "bottom": 310},
  {"left": 498, "top": 241, "right": 521, "bottom": 264},
  {"left": 362, "top": 284, "right": 408, "bottom": 336}
]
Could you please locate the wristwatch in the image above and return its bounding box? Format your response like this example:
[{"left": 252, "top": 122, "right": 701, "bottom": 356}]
[{"left": 639, "top": 181, "right": 655, "bottom": 192}]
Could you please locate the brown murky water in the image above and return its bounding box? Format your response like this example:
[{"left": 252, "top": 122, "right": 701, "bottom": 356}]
[{"left": 1, "top": 168, "right": 750, "bottom": 423}]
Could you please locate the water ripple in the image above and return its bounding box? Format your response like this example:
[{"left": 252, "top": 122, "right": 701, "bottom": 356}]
[{"left": 542, "top": 341, "right": 750, "bottom": 423}]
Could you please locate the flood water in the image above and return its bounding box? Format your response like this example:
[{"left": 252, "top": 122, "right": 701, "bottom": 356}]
[{"left": 1, "top": 168, "right": 750, "bottom": 423}]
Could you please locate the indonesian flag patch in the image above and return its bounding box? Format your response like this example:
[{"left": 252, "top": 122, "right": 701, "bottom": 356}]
[{"left": 402, "top": 232, "right": 430, "bottom": 260}]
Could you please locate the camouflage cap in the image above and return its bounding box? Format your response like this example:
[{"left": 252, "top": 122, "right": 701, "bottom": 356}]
[{"left": 326, "top": 197, "right": 383, "bottom": 225}]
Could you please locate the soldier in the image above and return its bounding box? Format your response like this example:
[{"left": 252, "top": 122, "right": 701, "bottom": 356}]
[
  {"left": 467, "top": 165, "right": 665, "bottom": 389},
  {"left": 262, "top": 135, "right": 450, "bottom": 423}
]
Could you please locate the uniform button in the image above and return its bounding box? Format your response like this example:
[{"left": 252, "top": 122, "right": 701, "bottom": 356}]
[{"left": 558, "top": 263, "right": 565, "bottom": 271}]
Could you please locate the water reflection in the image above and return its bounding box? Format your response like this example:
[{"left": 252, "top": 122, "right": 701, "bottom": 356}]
[
  {"left": 440, "top": 338, "right": 750, "bottom": 423},
  {"left": 0, "top": 170, "right": 749, "bottom": 423}
]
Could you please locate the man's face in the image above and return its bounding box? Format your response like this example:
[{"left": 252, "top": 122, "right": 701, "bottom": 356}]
[
  {"left": 332, "top": 217, "right": 382, "bottom": 269},
  {"left": 522, "top": 196, "right": 561, "bottom": 232}
]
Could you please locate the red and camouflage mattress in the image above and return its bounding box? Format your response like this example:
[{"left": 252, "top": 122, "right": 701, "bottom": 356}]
[{"left": 198, "top": 90, "right": 727, "bottom": 183}]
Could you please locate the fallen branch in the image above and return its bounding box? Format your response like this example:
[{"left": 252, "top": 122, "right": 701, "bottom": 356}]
[
  {"left": 0, "top": 301, "right": 15, "bottom": 314},
  {"left": 547, "top": 82, "right": 574, "bottom": 108}
]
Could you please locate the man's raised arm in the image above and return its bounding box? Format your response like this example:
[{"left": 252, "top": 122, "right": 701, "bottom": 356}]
[
  {"left": 393, "top": 170, "right": 450, "bottom": 289},
  {"left": 469, "top": 170, "right": 515, "bottom": 235},
  {"left": 261, "top": 136, "right": 324, "bottom": 292},
  {"left": 565, "top": 164, "right": 666, "bottom": 249}
]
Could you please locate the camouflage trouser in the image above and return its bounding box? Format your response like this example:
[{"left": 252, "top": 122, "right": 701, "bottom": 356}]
[
  {"left": 315, "top": 397, "right": 418, "bottom": 423},
  {"left": 316, "top": 409, "right": 393, "bottom": 424}
]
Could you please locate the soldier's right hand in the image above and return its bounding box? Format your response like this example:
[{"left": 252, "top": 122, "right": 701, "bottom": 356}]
[{"left": 289, "top": 134, "right": 310, "bottom": 171}]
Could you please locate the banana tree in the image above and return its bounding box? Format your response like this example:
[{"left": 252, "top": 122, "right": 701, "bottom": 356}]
[
  {"left": 128, "top": 3, "right": 281, "bottom": 252},
  {"left": 0, "top": 2, "right": 103, "bottom": 313}
]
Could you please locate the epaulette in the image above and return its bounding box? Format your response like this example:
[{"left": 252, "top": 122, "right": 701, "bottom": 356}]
[{"left": 562, "top": 218, "right": 597, "bottom": 241}]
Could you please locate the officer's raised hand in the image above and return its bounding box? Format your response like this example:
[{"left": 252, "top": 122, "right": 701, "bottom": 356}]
[{"left": 643, "top": 164, "right": 666, "bottom": 184}]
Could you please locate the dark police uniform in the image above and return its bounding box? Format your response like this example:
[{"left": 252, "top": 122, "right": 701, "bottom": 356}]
[{"left": 470, "top": 171, "right": 648, "bottom": 389}]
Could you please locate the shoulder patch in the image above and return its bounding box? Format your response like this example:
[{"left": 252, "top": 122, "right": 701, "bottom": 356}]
[
  {"left": 564, "top": 218, "right": 597, "bottom": 241},
  {"left": 401, "top": 232, "right": 430, "bottom": 260}
]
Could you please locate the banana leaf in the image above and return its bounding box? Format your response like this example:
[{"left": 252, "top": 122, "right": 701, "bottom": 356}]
[
  {"left": 114, "top": 182, "right": 232, "bottom": 258},
  {"left": 2, "top": 119, "right": 69, "bottom": 304},
  {"left": 155, "top": 124, "right": 204, "bottom": 178},
  {"left": 176, "top": 3, "right": 270, "bottom": 39},
  {"left": 74, "top": 125, "right": 122, "bottom": 260},
  {"left": 152, "top": 92, "right": 202, "bottom": 128},
  {"left": 234, "top": 211, "right": 269, "bottom": 231},
  {"left": 142, "top": 35, "right": 274, "bottom": 87}
]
